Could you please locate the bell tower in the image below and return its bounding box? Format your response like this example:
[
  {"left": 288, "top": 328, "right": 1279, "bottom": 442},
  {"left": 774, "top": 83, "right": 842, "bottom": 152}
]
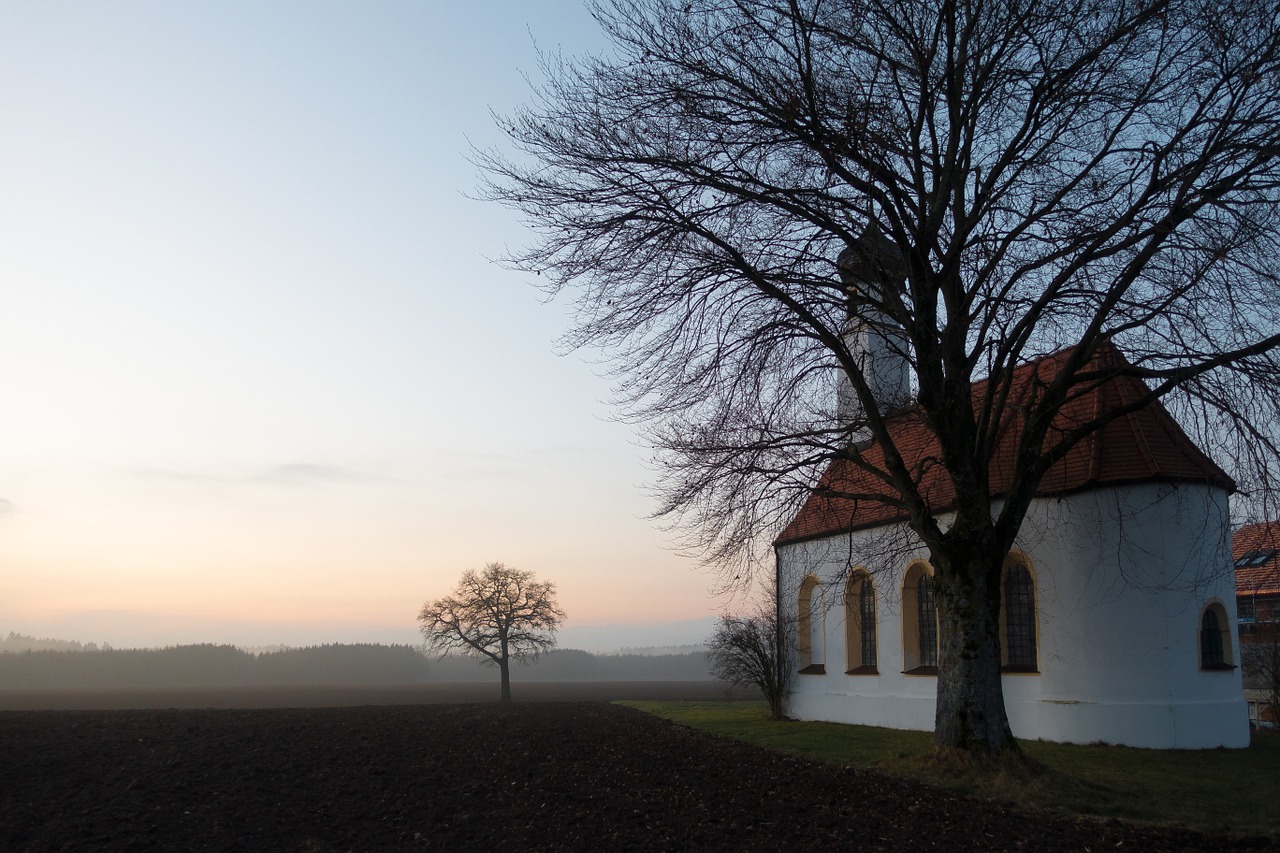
[{"left": 835, "top": 223, "right": 911, "bottom": 438}]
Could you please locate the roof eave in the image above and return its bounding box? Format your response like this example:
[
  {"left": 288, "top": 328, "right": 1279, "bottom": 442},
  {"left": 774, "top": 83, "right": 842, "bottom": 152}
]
[{"left": 772, "top": 474, "right": 1233, "bottom": 547}]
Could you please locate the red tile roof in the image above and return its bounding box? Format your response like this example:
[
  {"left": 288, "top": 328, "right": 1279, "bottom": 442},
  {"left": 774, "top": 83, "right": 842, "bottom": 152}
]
[
  {"left": 775, "top": 344, "right": 1234, "bottom": 545},
  {"left": 1233, "top": 522, "right": 1280, "bottom": 596}
]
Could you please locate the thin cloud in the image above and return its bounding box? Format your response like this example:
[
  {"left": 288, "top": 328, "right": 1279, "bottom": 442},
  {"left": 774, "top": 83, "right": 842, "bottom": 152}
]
[
  {"left": 439, "top": 451, "right": 531, "bottom": 480},
  {"left": 0, "top": 498, "right": 14, "bottom": 517},
  {"left": 128, "top": 465, "right": 385, "bottom": 488},
  {"left": 129, "top": 467, "right": 225, "bottom": 484},
  {"left": 253, "top": 464, "right": 371, "bottom": 487}
]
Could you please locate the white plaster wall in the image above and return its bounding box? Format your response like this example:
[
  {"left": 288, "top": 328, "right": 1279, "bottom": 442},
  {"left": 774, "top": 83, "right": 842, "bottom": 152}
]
[{"left": 778, "top": 482, "right": 1249, "bottom": 748}]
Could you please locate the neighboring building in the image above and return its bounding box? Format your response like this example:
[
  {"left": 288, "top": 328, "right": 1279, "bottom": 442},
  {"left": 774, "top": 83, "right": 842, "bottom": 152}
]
[
  {"left": 1234, "top": 521, "right": 1280, "bottom": 640},
  {"left": 1234, "top": 522, "right": 1280, "bottom": 728},
  {"left": 774, "top": 240, "right": 1249, "bottom": 749}
]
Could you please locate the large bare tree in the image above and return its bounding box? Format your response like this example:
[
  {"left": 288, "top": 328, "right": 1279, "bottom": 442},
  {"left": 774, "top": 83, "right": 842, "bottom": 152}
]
[
  {"left": 418, "top": 562, "right": 566, "bottom": 702},
  {"left": 481, "top": 0, "right": 1280, "bottom": 754}
]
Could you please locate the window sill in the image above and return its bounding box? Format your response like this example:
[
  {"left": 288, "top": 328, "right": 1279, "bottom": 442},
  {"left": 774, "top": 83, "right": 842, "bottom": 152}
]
[
  {"left": 1200, "top": 663, "right": 1235, "bottom": 672},
  {"left": 1001, "top": 665, "right": 1039, "bottom": 675},
  {"left": 798, "top": 663, "right": 826, "bottom": 675},
  {"left": 902, "top": 666, "right": 938, "bottom": 676},
  {"left": 845, "top": 665, "right": 879, "bottom": 675}
]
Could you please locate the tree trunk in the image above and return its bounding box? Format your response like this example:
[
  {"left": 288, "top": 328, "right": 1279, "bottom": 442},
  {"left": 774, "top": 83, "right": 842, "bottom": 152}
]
[
  {"left": 498, "top": 657, "right": 512, "bottom": 703},
  {"left": 932, "top": 549, "right": 1018, "bottom": 756}
]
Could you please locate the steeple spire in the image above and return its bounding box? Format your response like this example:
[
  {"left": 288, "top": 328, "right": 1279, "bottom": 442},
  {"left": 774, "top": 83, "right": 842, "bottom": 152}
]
[{"left": 834, "top": 221, "right": 910, "bottom": 440}]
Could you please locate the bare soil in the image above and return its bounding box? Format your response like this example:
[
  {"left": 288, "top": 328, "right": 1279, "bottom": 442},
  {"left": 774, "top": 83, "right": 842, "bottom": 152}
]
[
  {"left": 0, "top": 680, "right": 749, "bottom": 711},
  {"left": 1, "top": 697, "right": 1271, "bottom": 852}
]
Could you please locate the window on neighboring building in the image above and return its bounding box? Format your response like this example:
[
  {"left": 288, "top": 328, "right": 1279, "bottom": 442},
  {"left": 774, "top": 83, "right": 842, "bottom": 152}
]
[
  {"left": 1238, "top": 598, "right": 1256, "bottom": 623},
  {"left": 902, "top": 562, "right": 938, "bottom": 674},
  {"left": 1199, "top": 602, "right": 1234, "bottom": 671},
  {"left": 844, "top": 571, "right": 877, "bottom": 674},
  {"left": 797, "top": 575, "right": 825, "bottom": 674},
  {"left": 1001, "top": 562, "right": 1038, "bottom": 673},
  {"left": 1234, "top": 548, "right": 1278, "bottom": 568}
]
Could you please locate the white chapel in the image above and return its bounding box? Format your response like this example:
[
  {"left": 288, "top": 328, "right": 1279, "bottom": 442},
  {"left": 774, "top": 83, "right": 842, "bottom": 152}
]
[{"left": 775, "top": 249, "right": 1249, "bottom": 749}]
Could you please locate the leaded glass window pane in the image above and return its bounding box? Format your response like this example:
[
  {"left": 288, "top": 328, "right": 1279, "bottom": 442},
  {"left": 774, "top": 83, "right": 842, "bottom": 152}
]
[
  {"left": 917, "top": 575, "right": 937, "bottom": 668},
  {"left": 1004, "top": 565, "right": 1037, "bottom": 670},
  {"left": 859, "top": 581, "right": 877, "bottom": 668},
  {"left": 1201, "top": 608, "right": 1224, "bottom": 668},
  {"left": 809, "top": 588, "right": 824, "bottom": 665}
]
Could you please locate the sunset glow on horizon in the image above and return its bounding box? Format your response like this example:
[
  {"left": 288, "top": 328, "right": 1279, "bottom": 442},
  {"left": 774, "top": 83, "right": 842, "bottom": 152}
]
[{"left": 0, "top": 2, "right": 731, "bottom": 652}]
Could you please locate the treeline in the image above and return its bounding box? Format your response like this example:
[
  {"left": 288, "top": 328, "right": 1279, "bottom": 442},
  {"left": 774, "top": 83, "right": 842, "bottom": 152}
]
[
  {"left": 425, "top": 648, "right": 713, "bottom": 682},
  {"left": 1, "top": 631, "right": 112, "bottom": 653},
  {"left": 0, "top": 644, "right": 713, "bottom": 690},
  {"left": 0, "top": 644, "right": 430, "bottom": 690}
]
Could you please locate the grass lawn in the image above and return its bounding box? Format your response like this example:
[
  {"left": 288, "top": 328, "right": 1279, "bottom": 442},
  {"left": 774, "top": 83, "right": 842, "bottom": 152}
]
[{"left": 619, "top": 700, "right": 1280, "bottom": 840}]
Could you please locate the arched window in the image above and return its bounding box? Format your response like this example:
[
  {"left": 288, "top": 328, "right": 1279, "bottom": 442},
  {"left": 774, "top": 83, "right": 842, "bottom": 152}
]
[
  {"left": 902, "top": 562, "right": 938, "bottom": 674},
  {"left": 797, "top": 575, "right": 825, "bottom": 674},
  {"left": 1199, "top": 602, "right": 1233, "bottom": 671},
  {"left": 1000, "top": 560, "right": 1038, "bottom": 673},
  {"left": 917, "top": 575, "right": 938, "bottom": 667},
  {"left": 844, "top": 571, "right": 877, "bottom": 674}
]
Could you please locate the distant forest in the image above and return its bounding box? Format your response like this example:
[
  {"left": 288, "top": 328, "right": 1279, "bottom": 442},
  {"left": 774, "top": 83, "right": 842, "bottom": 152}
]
[{"left": 0, "top": 640, "right": 715, "bottom": 690}]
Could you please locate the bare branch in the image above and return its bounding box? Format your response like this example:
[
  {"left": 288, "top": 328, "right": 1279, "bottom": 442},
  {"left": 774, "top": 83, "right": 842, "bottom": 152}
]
[{"left": 482, "top": 0, "right": 1280, "bottom": 751}]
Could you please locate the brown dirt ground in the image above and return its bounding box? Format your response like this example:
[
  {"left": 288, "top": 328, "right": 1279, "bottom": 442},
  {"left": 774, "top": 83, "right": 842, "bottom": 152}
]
[
  {"left": 0, "top": 681, "right": 751, "bottom": 711},
  {"left": 1, "top": 697, "right": 1273, "bottom": 852}
]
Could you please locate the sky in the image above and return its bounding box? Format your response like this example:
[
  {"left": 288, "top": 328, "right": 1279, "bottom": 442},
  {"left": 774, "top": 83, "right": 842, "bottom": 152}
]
[{"left": 0, "top": 1, "right": 734, "bottom": 652}]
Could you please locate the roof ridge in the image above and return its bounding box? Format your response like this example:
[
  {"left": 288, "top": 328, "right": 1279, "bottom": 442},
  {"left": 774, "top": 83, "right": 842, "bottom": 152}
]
[
  {"left": 775, "top": 344, "right": 1234, "bottom": 547},
  {"left": 1114, "top": 374, "right": 1161, "bottom": 475},
  {"left": 1088, "top": 373, "right": 1105, "bottom": 484}
]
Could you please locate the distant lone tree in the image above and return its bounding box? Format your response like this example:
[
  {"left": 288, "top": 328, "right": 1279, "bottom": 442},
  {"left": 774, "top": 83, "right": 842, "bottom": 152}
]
[
  {"left": 707, "top": 601, "right": 792, "bottom": 719},
  {"left": 418, "top": 562, "right": 566, "bottom": 702}
]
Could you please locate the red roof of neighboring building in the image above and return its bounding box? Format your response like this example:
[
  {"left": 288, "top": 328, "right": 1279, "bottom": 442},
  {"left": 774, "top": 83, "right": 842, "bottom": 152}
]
[
  {"left": 1233, "top": 522, "right": 1280, "bottom": 596},
  {"left": 775, "top": 344, "right": 1234, "bottom": 545}
]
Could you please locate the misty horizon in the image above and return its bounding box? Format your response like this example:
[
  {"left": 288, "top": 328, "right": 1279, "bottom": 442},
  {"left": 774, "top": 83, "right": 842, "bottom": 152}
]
[{"left": 0, "top": 614, "right": 721, "bottom": 658}]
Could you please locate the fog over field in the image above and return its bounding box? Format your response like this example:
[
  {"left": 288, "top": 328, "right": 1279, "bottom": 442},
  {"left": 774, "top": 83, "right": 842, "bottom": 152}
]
[
  {"left": 0, "top": 612, "right": 723, "bottom": 657},
  {"left": 0, "top": 635, "right": 716, "bottom": 692}
]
